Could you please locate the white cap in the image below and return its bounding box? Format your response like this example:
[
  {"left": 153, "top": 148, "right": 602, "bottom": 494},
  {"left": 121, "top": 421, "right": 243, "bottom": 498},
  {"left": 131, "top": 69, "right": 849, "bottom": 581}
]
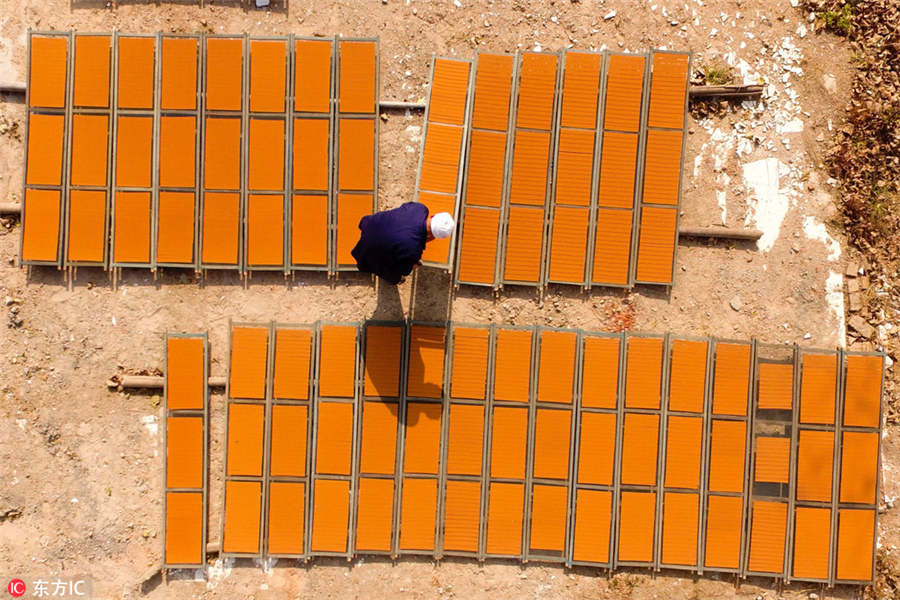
[{"left": 430, "top": 212, "right": 456, "bottom": 239}]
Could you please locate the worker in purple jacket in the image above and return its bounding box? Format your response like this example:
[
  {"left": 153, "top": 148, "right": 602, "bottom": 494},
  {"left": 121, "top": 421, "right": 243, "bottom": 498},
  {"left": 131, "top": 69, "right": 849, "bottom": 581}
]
[{"left": 351, "top": 202, "right": 455, "bottom": 285}]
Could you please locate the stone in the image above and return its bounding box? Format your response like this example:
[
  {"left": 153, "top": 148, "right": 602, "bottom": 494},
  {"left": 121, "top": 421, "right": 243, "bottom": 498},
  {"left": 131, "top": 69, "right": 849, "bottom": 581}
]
[
  {"left": 847, "top": 279, "right": 860, "bottom": 293},
  {"left": 822, "top": 73, "right": 837, "bottom": 94},
  {"left": 848, "top": 315, "right": 875, "bottom": 339},
  {"left": 848, "top": 292, "right": 863, "bottom": 312},
  {"left": 730, "top": 295, "right": 743, "bottom": 311},
  {"left": 844, "top": 262, "right": 859, "bottom": 277}
]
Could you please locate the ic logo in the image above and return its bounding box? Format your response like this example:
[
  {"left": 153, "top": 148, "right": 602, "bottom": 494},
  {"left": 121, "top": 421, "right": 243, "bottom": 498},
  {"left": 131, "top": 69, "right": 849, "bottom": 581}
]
[{"left": 7, "top": 579, "right": 26, "bottom": 597}]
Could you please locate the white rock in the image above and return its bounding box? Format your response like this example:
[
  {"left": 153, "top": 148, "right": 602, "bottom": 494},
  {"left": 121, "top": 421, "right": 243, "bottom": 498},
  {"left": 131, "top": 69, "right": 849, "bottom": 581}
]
[
  {"left": 453, "top": 0, "right": 462, "bottom": 6},
  {"left": 603, "top": 10, "right": 616, "bottom": 20},
  {"left": 822, "top": 73, "right": 837, "bottom": 94},
  {"left": 255, "top": 0, "right": 269, "bottom": 6}
]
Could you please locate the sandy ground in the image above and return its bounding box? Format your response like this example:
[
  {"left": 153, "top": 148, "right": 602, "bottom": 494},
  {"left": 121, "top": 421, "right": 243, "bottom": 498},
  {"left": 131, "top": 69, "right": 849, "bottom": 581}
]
[{"left": 0, "top": 1, "right": 893, "bottom": 599}]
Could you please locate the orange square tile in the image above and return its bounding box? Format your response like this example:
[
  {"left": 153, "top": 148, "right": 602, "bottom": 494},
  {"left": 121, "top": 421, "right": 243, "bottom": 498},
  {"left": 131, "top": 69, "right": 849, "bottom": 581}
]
[
  {"left": 336, "top": 193, "right": 373, "bottom": 266},
  {"left": 315, "top": 401, "right": 354, "bottom": 476},
  {"left": 71, "top": 114, "right": 109, "bottom": 187},
  {"left": 704, "top": 495, "right": 743, "bottom": 569},
  {"left": 67, "top": 190, "right": 106, "bottom": 264},
  {"left": 796, "top": 430, "right": 834, "bottom": 502},
  {"left": 618, "top": 491, "right": 656, "bottom": 563},
  {"left": 664, "top": 415, "right": 702, "bottom": 489},
  {"left": 712, "top": 343, "right": 751, "bottom": 415},
  {"left": 537, "top": 331, "right": 576, "bottom": 404},
  {"left": 450, "top": 327, "right": 489, "bottom": 400},
  {"left": 229, "top": 326, "right": 268, "bottom": 399},
  {"left": 205, "top": 37, "right": 243, "bottom": 111},
  {"left": 116, "top": 116, "right": 152, "bottom": 188},
  {"left": 490, "top": 406, "right": 528, "bottom": 479},
  {"left": 355, "top": 478, "right": 394, "bottom": 552},
  {"left": 708, "top": 420, "right": 746, "bottom": 493},
  {"left": 548, "top": 205, "right": 589, "bottom": 284},
  {"left": 407, "top": 325, "right": 446, "bottom": 399},
  {"left": 29, "top": 36, "right": 68, "bottom": 108},
  {"left": 621, "top": 413, "right": 659, "bottom": 486},
  {"left": 250, "top": 39, "right": 287, "bottom": 113},
  {"left": 113, "top": 191, "right": 151, "bottom": 264},
  {"left": 339, "top": 41, "right": 376, "bottom": 114},
  {"left": 533, "top": 409, "right": 571, "bottom": 480},
  {"left": 515, "top": 52, "right": 558, "bottom": 131},
  {"left": 792, "top": 506, "right": 831, "bottom": 580},
  {"left": 319, "top": 325, "right": 357, "bottom": 398},
  {"left": 748, "top": 501, "right": 787, "bottom": 574},
  {"left": 156, "top": 192, "right": 195, "bottom": 264},
  {"left": 635, "top": 205, "right": 677, "bottom": 284},
  {"left": 273, "top": 328, "right": 312, "bottom": 400},
  {"left": 295, "top": 39, "right": 332, "bottom": 114},
  {"left": 560, "top": 52, "right": 602, "bottom": 130},
  {"left": 836, "top": 509, "right": 875, "bottom": 581},
  {"left": 160, "top": 37, "right": 198, "bottom": 110},
  {"left": 554, "top": 128, "right": 595, "bottom": 207},
  {"left": 311, "top": 479, "right": 350, "bottom": 553},
  {"left": 267, "top": 481, "right": 305, "bottom": 555},
  {"left": 226, "top": 403, "right": 265, "bottom": 477},
  {"left": 293, "top": 118, "right": 330, "bottom": 191},
  {"left": 581, "top": 336, "right": 620, "bottom": 409},
  {"left": 166, "top": 336, "right": 205, "bottom": 410},
  {"left": 418, "top": 192, "right": 455, "bottom": 265},
  {"left": 403, "top": 402, "right": 442, "bottom": 475},
  {"left": 668, "top": 339, "right": 707, "bottom": 413},
  {"left": 22, "top": 189, "right": 61, "bottom": 263},
  {"left": 270, "top": 405, "right": 307, "bottom": 477},
  {"left": 201, "top": 192, "right": 240, "bottom": 265},
  {"left": 363, "top": 325, "right": 402, "bottom": 398},
  {"left": 73, "top": 35, "right": 111, "bottom": 108},
  {"left": 464, "top": 129, "right": 507, "bottom": 208},
  {"left": 486, "top": 482, "right": 523, "bottom": 555},
  {"left": 647, "top": 52, "right": 689, "bottom": 130},
  {"left": 625, "top": 337, "right": 663, "bottom": 409},
  {"left": 840, "top": 431, "right": 878, "bottom": 504},
  {"left": 843, "top": 355, "right": 883, "bottom": 428},
  {"left": 204, "top": 118, "right": 241, "bottom": 190},
  {"left": 642, "top": 129, "right": 683, "bottom": 206},
  {"left": 573, "top": 489, "right": 612, "bottom": 563},
  {"left": 503, "top": 205, "right": 544, "bottom": 283},
  {"left": 447, "top": 404, "right": 484, "bottom": 476},
  {"left": 166, "top": 492, "right": 204, "bottom": 564},
  {"left": 508, "top": 130, "right": 551, "bottom": 206},
  {"left": 249, "top": 119, "right": 286, "bottom": 191},
  {"left": 577, "top": 412, "right": 616, "bottom": 485},
  {"left": 591, "top": 207, "right": 633, "bottom": 286},
  {"left": 529, "top": 484, "right": 567, "bottom": 552},
  {"left": 428, "top": 58, "right": 471, "bottom": 126},
  {"left": 291, "top": 194, "right": 329, "bottom": 267},
  {"left": 247, "top": 194, "right": 284, "bottom": 267},
  {"left": 597, "top": 131, "right": 639, "bottom": 209},
  {"left": 166, "top": 416, "right": 203, "bottom": 489},
  {"left": 338, "top": 118, "right": 375, "bottom": 191},
  {"left": 400, "top": 478, "right": 437, "bottom": 550},
  {"left": 443, "top": 480, "right": 481, "bottom": 553},
  {"left": 117, "top": 37, "right": 155, "bottom": 109},
  {"left": 603, "top": 54, "right": 645, "bottom": 133},
  {"left": 360, "top": 400, "right": 398, "bottom": 475},
  {"left": 419, "top": 123, "right": 464, "bottom": 195},
  {"left": 160, "top": 116, "right": 196, "bottom": 189},
  {"left": 493, "top": 328, "right": 532, "bottom": 402},
  {"left": 26, "top": 113, "right": 65, "bottom": 186},
  {"left": 456, "top": 207, "right": 499, "bottom": 284},
  {"left": 800, "top": 353, "right": 837, "bottom": 425},
  {"left": 758, "top": 363, "right": 794, "bottom": 410},
  {"left": 754, "top": 436, "right": 791, "bottom": 483},
  {"left": 471, "top": 53, "right": 513, "bottom": 131},
  {"left": 661, "top": 492, "right": 699, "bottom": 566}
]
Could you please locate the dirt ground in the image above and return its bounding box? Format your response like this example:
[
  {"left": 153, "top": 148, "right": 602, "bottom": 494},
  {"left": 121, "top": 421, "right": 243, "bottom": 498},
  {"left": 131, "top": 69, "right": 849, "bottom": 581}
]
[{"left": 0, "top": 0, "right": 893, "bottom": 599}]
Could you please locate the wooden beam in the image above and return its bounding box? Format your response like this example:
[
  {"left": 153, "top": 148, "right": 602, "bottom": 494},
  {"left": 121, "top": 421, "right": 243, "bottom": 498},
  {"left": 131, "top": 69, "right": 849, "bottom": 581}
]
[{"left": 678, "top": 227, "right": 762, "bottom": 241}]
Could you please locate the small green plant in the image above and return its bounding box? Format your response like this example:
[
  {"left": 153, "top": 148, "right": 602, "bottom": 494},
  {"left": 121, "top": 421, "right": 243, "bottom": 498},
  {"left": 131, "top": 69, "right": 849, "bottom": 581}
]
[
  {"left": 820, "top": 3, "right": 853, "bottom": 34},
  {"left": 703, "top": 63, "right": 733, "bottom": 86}
]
